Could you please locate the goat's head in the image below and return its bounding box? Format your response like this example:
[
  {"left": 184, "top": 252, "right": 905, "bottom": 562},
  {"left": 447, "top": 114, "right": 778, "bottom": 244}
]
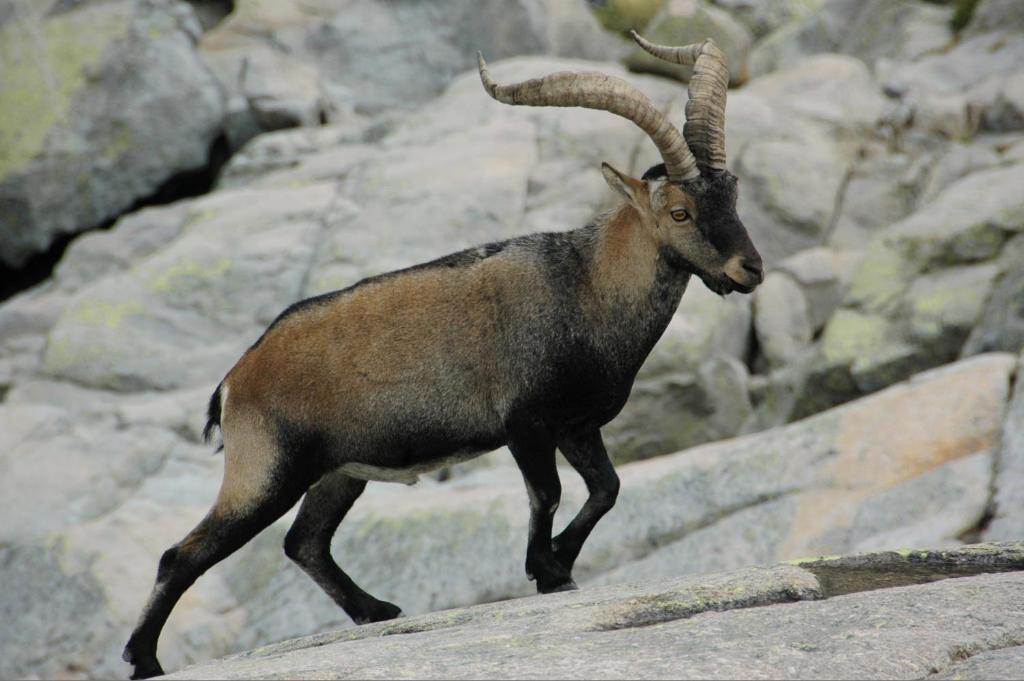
[{"left": 478, "top": 34, "right": 763, "bottom": 295}]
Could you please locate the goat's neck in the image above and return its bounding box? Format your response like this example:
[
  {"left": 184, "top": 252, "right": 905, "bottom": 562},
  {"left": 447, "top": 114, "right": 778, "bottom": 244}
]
[{"left": 585, "top": 204, "right": 690, "bottom": 366}]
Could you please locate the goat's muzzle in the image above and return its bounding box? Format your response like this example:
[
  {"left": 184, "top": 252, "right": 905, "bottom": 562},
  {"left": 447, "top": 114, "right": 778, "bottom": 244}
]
[{"left": 723, "top": 254, "right": 764, "bottom": 294}]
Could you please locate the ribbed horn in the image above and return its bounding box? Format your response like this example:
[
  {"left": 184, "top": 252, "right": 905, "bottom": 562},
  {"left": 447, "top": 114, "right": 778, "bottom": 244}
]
[
  {"left": 478, "top": 52, "right": 700, "bottom": 184},
  {"left": 630, "top": 31, "right": 729, "bottom": 175}
]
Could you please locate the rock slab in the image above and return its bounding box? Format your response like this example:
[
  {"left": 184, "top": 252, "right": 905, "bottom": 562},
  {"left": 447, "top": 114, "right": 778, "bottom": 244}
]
[{"left": 168, "top": 542, "right": 1024, "bottom": 680}]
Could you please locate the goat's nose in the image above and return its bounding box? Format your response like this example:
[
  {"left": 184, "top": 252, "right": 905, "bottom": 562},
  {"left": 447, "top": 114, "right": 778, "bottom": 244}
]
[{"left": 742, "top": 258, "right": 764, "bottom": 284}]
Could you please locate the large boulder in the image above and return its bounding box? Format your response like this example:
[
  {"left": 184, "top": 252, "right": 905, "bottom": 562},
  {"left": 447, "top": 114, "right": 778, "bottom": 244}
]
[
  {"left": 733, "top": 129, "right": 848, "bottom": 260},
  {"left": 593, "top": 354, "right": 1013, "bottom": 582},
  {"left": 917, "top": 140, "right": 1002, "bottom": 203},
  {"left": 747, "top": 0, "right": 861, "bottom": 77},
  {"left": 842, "top": 450, "right": 992, "bottom": 552},
  {"left": 742, "top": 53, "right": 889, "bottom": 131},
  {"left": 774, "top": 246, "right": 862, "bottom": 333},
  {"left": 836, "top": 0, "right": 953, "bottom": 66},
  {"left": 0, "top": 0, "right": 226, "bottom": 269}
]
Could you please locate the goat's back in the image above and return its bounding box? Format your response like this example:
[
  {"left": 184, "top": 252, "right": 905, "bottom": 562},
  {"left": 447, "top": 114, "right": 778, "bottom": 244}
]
[{"left": 219, "top": 238, "right": 577, "bottom": 467}]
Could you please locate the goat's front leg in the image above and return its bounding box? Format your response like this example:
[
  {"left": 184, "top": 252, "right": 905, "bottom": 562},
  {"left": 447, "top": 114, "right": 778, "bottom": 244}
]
[
  {"left": 552, "top": 428, "right": 620, "bottom": 573},
  {"left": 508, "top": 424, "right": 576, "bottom": 593}
]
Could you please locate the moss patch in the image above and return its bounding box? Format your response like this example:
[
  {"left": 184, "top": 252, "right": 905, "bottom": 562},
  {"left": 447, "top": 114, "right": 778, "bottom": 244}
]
[
  {"left": 590, "top": 0, "right": 666, "bottom": 33},
  {"left": 0, "top": 4, "right": 131, "bottom": 179},
  {"left": 72, "top": 299, "right": 144, "bottom": 329},
  {"left": 951, "top": 0, "right": 981, "bottom": 32},
  {"left": 845, "top": 245, "right": 912, "bottom": 313},
  {"left": 820, "top": 309, "right": 897, "bottom": 367},
  {"left": 149, "top": 257, "right": 233, "bottom": 295}
]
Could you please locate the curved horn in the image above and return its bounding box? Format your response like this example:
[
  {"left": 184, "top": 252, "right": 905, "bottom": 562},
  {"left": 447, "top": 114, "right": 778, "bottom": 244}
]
[
  {"left": 630, "top": 31, "right": 729, "bottom": 175},
  {"left": 478, "top": 52, "right": 700, "bottom": 184}
]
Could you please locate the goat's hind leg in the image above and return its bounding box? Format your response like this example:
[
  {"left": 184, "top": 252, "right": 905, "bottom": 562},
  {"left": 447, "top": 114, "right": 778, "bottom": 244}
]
[
  {"left": 123, "top": 422, "right": 316, "bottom": 680},
  {"left": 284, "top": 469, "right": 402, "bottom": 624},
  {"left": 122, "top": 484, "right": 310, "bottom": 679}
]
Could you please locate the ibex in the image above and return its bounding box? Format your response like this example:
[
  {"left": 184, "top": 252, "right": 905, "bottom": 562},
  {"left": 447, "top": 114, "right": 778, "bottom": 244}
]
[{"left": 124, "top": 33, "right": 762, "bottom": 679}]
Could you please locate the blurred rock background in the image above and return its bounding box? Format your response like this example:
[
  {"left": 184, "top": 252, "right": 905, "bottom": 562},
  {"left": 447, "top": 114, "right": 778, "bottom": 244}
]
[{"left": 0, "top": 0, "right": 1022, "bottom": 677}]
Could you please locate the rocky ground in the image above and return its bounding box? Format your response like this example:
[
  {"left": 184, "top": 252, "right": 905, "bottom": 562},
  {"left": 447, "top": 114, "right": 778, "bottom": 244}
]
[
  {"left": 169, "top": 542, "right": 1024, "bottom": 679},
  {"left": 1, "top": 0, "right": 1023, "bottom": 678}
]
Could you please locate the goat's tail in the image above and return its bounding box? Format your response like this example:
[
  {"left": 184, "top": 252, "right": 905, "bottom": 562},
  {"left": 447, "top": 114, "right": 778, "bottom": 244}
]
[{"left": 203, "top": 382, "right": 225, "bottom": 453}]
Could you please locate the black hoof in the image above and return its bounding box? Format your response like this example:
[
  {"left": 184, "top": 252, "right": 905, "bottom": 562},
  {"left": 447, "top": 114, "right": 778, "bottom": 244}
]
[
  {"left": 123, "top": 643, "right": 165, "bottom": 679},
  {"left": 538, "top": 578, "right": 578, "bottom": 594},
  {"left": 128, "top": 660, "right": 165, "bottom": 679},
  {"left": 353, "top": 599, "right": 403, "bottom": 624}
]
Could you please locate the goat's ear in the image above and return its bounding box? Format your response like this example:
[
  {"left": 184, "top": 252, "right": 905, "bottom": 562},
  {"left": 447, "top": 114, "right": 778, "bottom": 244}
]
[{"left": 601, "top": 162, "right": 645, "bottom": 205}]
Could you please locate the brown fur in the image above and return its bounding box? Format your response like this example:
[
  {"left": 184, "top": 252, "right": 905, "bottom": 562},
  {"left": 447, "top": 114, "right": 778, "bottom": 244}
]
[{"left": 221, "top": 250, "right": 550, "bottom": 470}]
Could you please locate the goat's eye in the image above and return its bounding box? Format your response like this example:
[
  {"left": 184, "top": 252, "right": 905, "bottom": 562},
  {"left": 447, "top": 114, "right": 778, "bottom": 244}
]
[{"left": 670, "top": 209, "right": 690, "bottom": 222}]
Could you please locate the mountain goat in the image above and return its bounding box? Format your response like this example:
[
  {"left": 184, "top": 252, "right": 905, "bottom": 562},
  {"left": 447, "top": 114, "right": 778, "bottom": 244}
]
[{"left": 123, "top": 33, "right": 763, "bottom": 679}]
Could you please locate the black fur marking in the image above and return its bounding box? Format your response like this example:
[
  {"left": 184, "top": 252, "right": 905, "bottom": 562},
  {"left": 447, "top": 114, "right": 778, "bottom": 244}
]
[
  {"left": 641, "top": 163, "right": 668, "bottom": 181},
  {"left": 203, "top": 383, "right": 224, "bottom": 452},
  {"left": 693, "top": 172, "right": 757, "bottom": 260},
  {"left": 481, "top": 242, "right": 506, "bottom": 257},
  {"left": 269, "top": 417, "right": 341, "bottom": 470},
  {"left": 274, "top": 413, "right": 504, "bottom": 473}
]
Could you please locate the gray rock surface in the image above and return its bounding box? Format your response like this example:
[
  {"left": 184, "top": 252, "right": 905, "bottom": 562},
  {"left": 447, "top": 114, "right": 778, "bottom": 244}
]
[
  {"left": 796, "top": 163, "right": 1024, "bottom": 417},
  {"left": 743, "top": 53, "right": 888, "bottom": 131},
  {"left": 0, "top": 0, "right": 226, "bottom": 268},
  {"left": 837, "top": 0, "right": 953, "bottom": 66},
  {"left": 845, "top": 450, "right": 993, "bottom": 552},
  {"left": 963, "top": 0, "right": 1024, "bottom": 38},
  {"left": 827, "top": 147, "right": 925, "bottom": 249},
  {"left": 199, "top": 0, "right": 621, "bottom": 126},
  {"left": 919, "top": 141, "right": 1002, "bottom": 203},
  {"left": 930, "top": 646, "right": 1024, "bottom": 681},
  {"left": 878, "top": 18, "right": 1024, "bottom": 139},
  {"left": 963, "top": 233, "right": 1024, "bottom": 356},
  {"left": 749, "top": 0, "right": 952, "bottom": 77},
  {"left": 748, "top": 0, "right": 861, "bottom": 77},
  {"left": 775, "top": 246, "right": 862, "bottom": 333},
  {"left": 710, "top": 0, "right": 824, "bottom": 39},
  {"left": 167, "top": 543, "right": 1024, "bottom": 680},
  {"left": 985, "top": 353, "right": 1024, "bottom": 542},
  {"left": 752, "top": 270, "right": 813, "bottom": 370}
]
